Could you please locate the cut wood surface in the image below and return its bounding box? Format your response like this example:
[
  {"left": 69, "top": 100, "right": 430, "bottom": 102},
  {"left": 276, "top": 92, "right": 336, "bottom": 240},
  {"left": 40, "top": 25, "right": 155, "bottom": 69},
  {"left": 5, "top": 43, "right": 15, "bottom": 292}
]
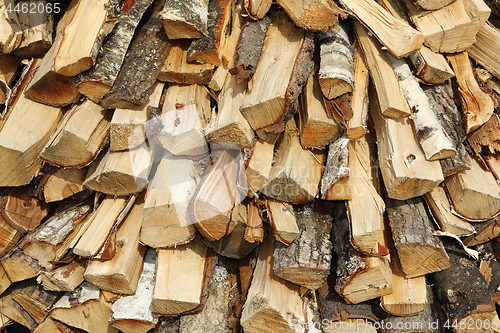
[
  {"left": 0, "top": 293, "right": 37, "bottom": 330},
  {"left": 277, "top": 0, "right": 344, "bottom": 32},
  {"left": 468, "top": 113, "right": 500, "bottom": 156},
  {"left": 463, "top": 217, "right": 500, "bottom": 246},
  {"left": 1, "top": 186, "right": 49, "bottom": 233},
  {"left": 11, "top": 280, "right": 61, "bottom": 324},
  {"left": 412, "top": 0, "right": 457, "bottom": 10},
  {"left": 245, "top": 133, "right": 278, "bottom": 194},
  {"left": 469, "top": 22, "right": 500, "bottom": 81},
  {"left": 266, "top": 199, "right": 299, "bottom": 245},
  {"left": 0, "top": 0, "right": 23, "bottom": 54},
  {"left": 2, "top": 249, "right": 43, "bottom": 282},
  {"left": 409, "top": 46, "right": 456, "bottom": 85},
  {"left": 38, "top": 260, "right": 86, "bottom": 292},
  {"left": 244, "top": 0, "right": 272, "bottom": 19},
  {"left": 354, "top": 21, "right": 411, "bottom": 118},
  {"left": 40, "top": 99, "right": 111, "bottom": 168},
  {"left": 244, "top": 199, "right": 264, "bottom": 244},
  {"left": 0, "top": 215, "right": 20, "bottom": 257},
  {"left": 346, "top": 52, "right": 369, "bottom": 139},
  {"left": 43, "top": 168, "right": 87, "bottom": 203},
  {"left": 160, "top": 0, "right": 208, "bottom": 39}
]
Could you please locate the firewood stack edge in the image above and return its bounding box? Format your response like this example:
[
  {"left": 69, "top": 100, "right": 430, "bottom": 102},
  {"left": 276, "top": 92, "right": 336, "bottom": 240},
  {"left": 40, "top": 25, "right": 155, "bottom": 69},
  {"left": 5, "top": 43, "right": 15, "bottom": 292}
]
[{"left": 2, "top": 0, "right": 500, "bottom": 331}]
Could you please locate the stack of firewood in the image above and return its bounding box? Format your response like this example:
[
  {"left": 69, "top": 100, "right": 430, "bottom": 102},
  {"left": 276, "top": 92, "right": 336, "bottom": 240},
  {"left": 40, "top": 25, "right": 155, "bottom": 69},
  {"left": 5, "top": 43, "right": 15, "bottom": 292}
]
[{"left": 1, "top": 0, "right": 500, "bottom": 331}]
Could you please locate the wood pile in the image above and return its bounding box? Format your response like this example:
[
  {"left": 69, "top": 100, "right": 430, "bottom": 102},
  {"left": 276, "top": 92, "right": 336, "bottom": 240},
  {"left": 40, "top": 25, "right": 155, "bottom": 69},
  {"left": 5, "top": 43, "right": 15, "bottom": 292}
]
[{"left": 2, "top": 0, "right": 500, "bottom": 332}]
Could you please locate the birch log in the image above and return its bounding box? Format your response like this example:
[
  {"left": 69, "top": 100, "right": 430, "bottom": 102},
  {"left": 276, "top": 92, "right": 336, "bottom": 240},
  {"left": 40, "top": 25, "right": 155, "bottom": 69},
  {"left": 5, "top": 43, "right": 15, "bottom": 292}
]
[{"left": 160, "top": 0, "right": 209, "bottom": 39}]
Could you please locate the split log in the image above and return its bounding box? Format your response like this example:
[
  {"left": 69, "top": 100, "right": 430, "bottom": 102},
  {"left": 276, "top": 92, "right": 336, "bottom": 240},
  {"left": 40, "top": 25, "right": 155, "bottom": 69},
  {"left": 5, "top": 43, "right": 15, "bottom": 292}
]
[
  {"left": 260, "top": 119, "right": 324, "bottom": 204},
  {"left": 40, "top": 99, "right": 112, "bottom": 168},
  {"left": 0, "top": 215, "right": 19, "bottom": 257},
  {"left": 447, "top": 51, "right": 494, "bottom": 133},
  {"left": 244, "top": 200, "right": 264, "bottom": 244},
  {"left": 0, "top": 294, "right": 37, "bottom": 330},
  {"left": 76, "top": 0, "right": 156, "bottom": 103},
  {"left": 369, "top": 87, "right": 444, "bottom": 200},
  {"left": 411, "top": 0, "right": 456, "bottom": 10},
  {"left": 240, "top": 11, "right": 314, "bottom": 135},
  {"left": 318, "top": 23, "right": 355, "bottom": 99},
  {"left": 245, "top": 133, "right": 279, "bottom": 194},
  {"left": 155, "top": 84, "right": 212, "bottom": 156},
  {"left": 422, "top": 82, "right": 471, "bottom": 177},
  {"left": 0, "top": 54, "right": 21, "bottom": 106},
  {"left": 387, "top": 197, "right": 450, "bottom": 278},
  {"left": 277, "top": 0, "right": 344, "bottom": 32},
  {"left": 158, "top": 40, "right": 214, "bottom": 85},
  {"left": 110, "top": 82, "right": 164, "bottom": 151},
  {"left": 37, "top": 260, "right": 86, "bottom": 292},
  {"left": 73, "top": 196, "right": 134, "bottom": 257},
  {"left": 469, "top": 22, "right": 500, "bottom": 81},
  {"left": 0, "top": 0, "right": 23, "bottom": 54},
  {"left": 340, "top": 0, "right": 424, "bottom": 58},
  {"left": 11, "top": 280, "right": 61, "bottom": 324},
  {"left": 240, "top": 238, "right": 306, "bottom": 332},
  {"left": 424, "top": 186, "right": 475, "bottom": 237},
  {"left": 409, "top": 46, "right": 456, "bottom": 85},
  {"left": 109, "top": 248, "right": 158, "bottom": 333},
  {"left": 2, "top": 249, "right": 43, "bottom": 282},
  {"left": 354, "top": 21, "right": 411, "bottom": 118},
  {"left": 298, "top": 74, "right": 341, "bottom": 149},
  {"left": 386, "top": 53, "right": 456, "bottom": 161},
  {"left": 43, "top": 168, "right": 87, "bottom": 203},
  {"left": 50, "top": 282, "right": 117, "bottom": 333},
  {"left": 272, "top": 200, "right": 334, "bottom": 290},
  {"left": 99, "top": 0, "right": 171, "bottom": 109},
  {"left": 205, "top": 72, "right": 255, "bottom": 149},
  {"left": 152, "top": 236, "right": 210, "bottom": 315},
  {"left": 464, "top": 0, "right": 492, "bottom": 36},
  {"left": 83, "top": 143, "right": 154, "bottom": 196},
  {"left": 244, "top": 0, "right": 272, "bottom": 19},
  {"left": 160, "top": 0, "right": 208, "bottom": 39},
  {"left": 320, "top": 135, "right": 351, "bottom": 200},
  {"left": 1, "top": 186, "right": 49, "bottom": 234},
  {"left": 346, "top": 52, "right": 369, "bottom": 139},
  {"left": 191, "top": 150, "right": 247, "bottom": 241},
  {"left": 266, "top": 199, "right": 300, "bottom": 245},
  {"left": 468, "top": 114, "right": 500, "bottom": 157},
  {"left": 445, "top": 157, "right": 500, "bottom": 220},
  {"left": 463, "top": 217, "right": 500, "bottom": 246},
  {"left": 208, "top": 65, "right": 228, "bottom": 92}
]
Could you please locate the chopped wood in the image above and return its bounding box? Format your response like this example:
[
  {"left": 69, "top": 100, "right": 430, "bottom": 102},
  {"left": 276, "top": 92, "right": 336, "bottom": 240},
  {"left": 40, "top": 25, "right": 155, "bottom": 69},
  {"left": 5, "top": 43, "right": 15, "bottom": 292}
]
[
  {"left": 0, "top": 54, "right": 21, "bottom": 106},
  {"left": 40, "top": 99, "right": 111, "bottom": 168},
  {"left": 240, "top": 11, "right": 315, "bottom": 135},
  {"left": 409, "top": 46, "right": 456, "bottom": 85},
  {"left": 244, "top": 0, "right": 272, "bottom": 19},
  {"left": 37, "top": 260, "right": 86, "bottom": 292},
  {"left": 43, "top": 168, "right": 87, "bottom": 203},
  {"left": 298, "top": 74, "right": 341, "bottom": 149},
  {"left": 152, "top": 237, "right": 209, "bottom": 315},
  {"left": 261, "top": 119, "right": 324, "bottom": 204},
  {"left": 277, "top": 0, "right": 344, "bottom": 32},
  {"left": 244, "top": 200, "right": 264, "bottom": 244},
  {"left": 354, "top": 21, "right": 411, "bottom": 118},
  {"left": 1, "top": 186, "right": 49, "bottom": 234},
  {"left": 346, "top": 52, "right": 369, "bottom": 139},
  {"left": 468, "top": 114, "right": 500, "bottom": 158},
  {"left": 0, "top": 294, "right": 37, "bottom": 330},
  {"left": 0, "top": 215, "right": 19, "bottom": 257},
  {"left": 411, "top": 0, "right": 457, "bottom": 10},
  {"left": 208, "top": 65, "right": 228, "bottom": 92},
  {"left": 341, "top": 0, "right": 424, "bottom": 58},
  {"left": 266, "top": 199, "right": 299, "bottom": 245},
  {"left": 11, "top": 280, "right": 61, "bottom": 324},
  {"left": 76, "top": 0, "right": 155, "bottom": 103},
  {"left": 469, "top": 22, "right": 500, "bottom": 81},
  {"left": 320, "top": 135, "right": 351, "bottom": 200},
  {"left": 463, "top": 217, "right": 500, "bottom": 246},
  {"left": 2, "top": 249, "right": 43, "bottom": 283},
  {"left": 160, "top": 0, "right": 208, "bottom": 39},
  {"left": 240, "top": 238, "right": 306, "bottom": 332},
  {"left": 424, "top": 186, "right": 475, "bottom": 237},
  {"left": 445, "top": 156, "right": 500, "bottom": 220},
  {"left": 158, "top": 40, "right": 214, "bottom": 85},
  {"left": 245, "top": 133, "right": 279, "bottom": 194},
  {"left": 99, "top": 0, "right": 171, "bottom": 109},
  {"left": 0, "top": 0, "right": 23, "bottom": 54}
]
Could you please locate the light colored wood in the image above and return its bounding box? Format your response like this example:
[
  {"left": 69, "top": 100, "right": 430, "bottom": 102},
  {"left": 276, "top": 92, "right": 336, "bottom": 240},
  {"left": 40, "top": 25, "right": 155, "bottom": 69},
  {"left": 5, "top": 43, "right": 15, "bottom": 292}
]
[
  {"left": 298, "top": 74, "right": 341, "bottom": 149},
  {"left": 346, "top": 53, "right": 369, "bottom": 139},
  {"left": 43, "top": 168, "right": 87, "bottom": 203},
  {"left": 0, "top": 294, "right": 37, "bottom": 330},
  {"left": 152, "top": 237, "right": 208, "bottom": 315},
  {"left": 40, "top": 99, "right": 111, "bottom": 167},
  {"left": 0, "top": 0, "right": 23, "bottom": 54},
  {"left": 340, "top": 0, "right": 424, "bottom": 58},
  {"left": 208, "top": 65, "right": 228, "bottom": 92},
  {"left": 354, "top": 21, "right": 411, "bottom": 119},
  {"left": 205, "top": 72, "right": 255, "bottom": 149},
  {"left": 469, "top": 23, "right": 500, "bottom": 81},
  {"left": 1, "top": 186, "right": 49, "bottom": 233},
  {"left": 0, "top": 54, "right": 21, "bottom": 105},
  {"left": 160, "top": 0, "right": 208, "bottom": 39},
  {"left": 73, "top": 196, "right": 133, "bottom": 257},
  {"left": 83, "top": 143, "right": 154, "bottom": 196},
  {"left": 463, "top": 0, "right": 491, "bottom": 35},
  {"left": 369, "top": 87, "right": 443, "bottom": 200},
  {"left": 240, "top": 238, "right": 306, "bottom": 333},
  {"left": 158, "top": 40, "right": 213, "bottom": 85},
  {"left": 244, "top": 0, "right": 272, "bottom": 19},
  {"left": 110, "top": 83, "right": 164, "bottom": 151},
  {"left": 2, "top": 249, "right": 42, "bottom": 282},
  {"left": 412, "top": 0, "right": 457, "bottom": 10},
  {"left": 424, "top": 186, "right": 475, "bottom": 237},
  {"left": 447, "top": 51, "right": 494, "bottom": 134},
  {"left": 156, "top": 84, "right": 211, "bottom": 156},
  {"left": 109, "top": 248, "right": 158, "bottom": 333},
  {"left": 321, "top": 135, "right": 352, "bottom": 200},
  {"left": 276, "top": 0, "right": 344, "bottom": 32},
  {"left": 445, "top": 157, "right": 500, "bottom": 220},
  {"left": 267, "top": 199, "right": 299, "bottom": 245},
  {"left": 0, "top": 263, "right": 11, "bottom": 295},
  {"left": 11, "top": 281, "right": 60, "bottom": 324},
  {"left": 261, "top": 119, "right": 323, "bottom": 204},
  {"left": 37, "top": 260, "right": 86, "bottom": 292},
  {"left": 387, "top": 53, "right": 456, "bottom": 161},
  {"left": 245, "top": 200, "right": 264, "bottom": 243},
  {"left": 140, "top": 152, "right": 204, "bottom": 248},
  {"left": 0, "top": 215, "right": 20, "bottom": 257},
  {"left": 246, "top": 133, "right": 279, "bottom": 194},
  {"left": 33, "top": 317, "right": 61, "bottom": 333}
]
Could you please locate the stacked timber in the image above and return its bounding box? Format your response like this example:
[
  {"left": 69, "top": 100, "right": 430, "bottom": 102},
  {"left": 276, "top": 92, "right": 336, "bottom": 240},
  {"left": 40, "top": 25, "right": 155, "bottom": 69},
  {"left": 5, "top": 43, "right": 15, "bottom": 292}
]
[{"left": 2, "top": 0, "right": 500, "bottom": 332}]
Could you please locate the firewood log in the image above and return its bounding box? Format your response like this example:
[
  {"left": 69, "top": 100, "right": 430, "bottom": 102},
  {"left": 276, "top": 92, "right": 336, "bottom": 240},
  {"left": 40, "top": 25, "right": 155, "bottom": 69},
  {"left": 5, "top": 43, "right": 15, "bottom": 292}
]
[
  {"left": 422, "top": 82, "right": 471, "bottom": 177},
  {"left": 387, "top": 197, "right": 450, "bottom": 278},
  {"left": 261, "top": 119, "right": 323, "bottom": 204},
  {"left": 99, "top": 0, "right": 171, "bottom": 109},
  {"left": 158, "top": 40, "right": 214, "bottom": 85},
  {"left": 272, "top": 200, "right": 333, "bottom": 290},
  {"left": 42, "top": 168, "right": 87, "bottom": 203},
  {"left": 111, "top": 83, "right": 164, "bottom": 151},
  {"left": 152, "top": 237, "right": 211, "bottom": 315},
  {"left": 76, "top": 0, "right": 155, "bottom": 103},
  {"left": 245, "top": 199, "right": 264, "bottom": 244},
  {"left": 50, "top": 282, "right": 117, "bottom": 333},
  {"left": 369, "top": 87, "right": 444, "bottom": 200},
  {"left": 40, "top": 99, "right": 111, "bottom": 168},
  {"left": 266, "top": 199, "right": 299, "bottom": 245},
  {"left": 160, "top": 0, "right": 208, "bottom": 39},
  {"left": 240, "top": 238, "right": 306, "bottom": 332},
  {"left": 469, "top": 22, "right": 500, "bottom": 81},
  {"left": 447, "top": 51, "right": 494, "bottom": 133},
  {"left": 424, "top": 186, "right": 475, "bottom": 237},
  {"left": 244, "top": 0, "right": 272, "bottom": 19},
  {"left": 10, "top": 280, "right": 61, "bottom": 324},
  {"left": 108, "top": 248, "right": 158, "bottom": 333},
  {"left": 0, "top": 293, "right": 37, "bottom": 330},
  {"left": 445, "top": 157, "right": 500, "bottom": 220},
  {"left": 84, "top": 194, "right": 146, "bottom": 295},
  {"left": 2, "top": 249, "right": 43, "bottom": 283},
  {"left": 298, "top": 74, "right": 341, "bottom": 149},
  {"left": 279, "top": 0, "right": 344, "bottom": 32},
  {"left": 73, "top": 196, "right": 134, "bottom": 257},
  {"left": 468, "top": 114, "right": 500, "bottom": 157},
  {"left": 0, "top": 215, "right": 20, "bottom": 258},
  {"left": 340, "top": 0, "right": 424, "bottom": 58},
  {"left": 346, "top": 52, "right": 369, "bottom": 139},
  {"left": 155, "top": 84, "right": 212, "bottom": 156},
  {"left": 240, "top": 10, "right": 314, "bottom": 135},
  {"left": 320, "top": 135, "right": 352, "bottom": 200},
  {"left": 354, "top": 21, "right": 411, "bottom": 118},
  {"left": 0, "top": 186, "right": 49, "bottom": 234},
  {"left": 32, "top": 317, "right": 62, "bottom": 333},
  {"left": 463, "top": 217, "right": 500, "bottom": 246},
  {"left": 0, "top": 0, "right": 23, "bottom": 54},
  {"left": 207, "top": 65, "right": 228, "bottom": 92},
  {"left": 37, "top": 260, "right": 86, "bottom": 292},
  {"left": 0, "top": 54, "right": 21, "bottom": 106},
  {"left": 409, "top": 46, "right": 456, "bottom": 85},
  {"left": 245, "top": 133, "right": 278, "bottom": 194},
  {"left": 411, "top": 0, "right": 456, "bottom": 10}
]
